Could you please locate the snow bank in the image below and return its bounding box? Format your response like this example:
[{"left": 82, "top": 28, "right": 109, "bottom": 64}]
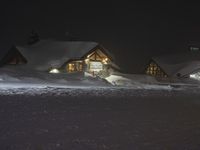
[
  {"left": 0, "top": 67, "right": 200, "bottom": 96},
  {"left": 0, "top": 70, "right": 173, "bottom": 97},
  {"left": 0, "top": 67, "right": 109, "bottom": 86},
  {"left": 105, "top": 72, "right": 159, "bottom": 86}
]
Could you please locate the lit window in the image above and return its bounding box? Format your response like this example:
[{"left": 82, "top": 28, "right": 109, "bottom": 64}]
[
  {"left": 146, "top": 62, "right": 167, "bottom": 77},
  {"left": 67, "top": 61, "right": 83, "bottom": 73},
  {"left": 68, "top": 63, "right": 75, "bottom": 72}
]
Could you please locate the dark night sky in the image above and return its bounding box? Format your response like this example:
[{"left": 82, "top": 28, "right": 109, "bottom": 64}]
[{"left": 1, "top": 1, "right": 200, "bottom": 73}]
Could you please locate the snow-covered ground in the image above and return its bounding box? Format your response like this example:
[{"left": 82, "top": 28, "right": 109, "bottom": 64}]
[
  {"left": 0, "top": 67, "right": 199, "bottom": 96},
  {"left": 1, "top": 91, "right": 200, "bottom": 149},
  {"left": 0, "top": 67, "right": 200, "bottom": 149}
]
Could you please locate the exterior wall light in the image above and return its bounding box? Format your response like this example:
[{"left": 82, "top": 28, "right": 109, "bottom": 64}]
[
  {"left": 102, "top": 58, "right": 108, "bottom": 64},
  {"left": 85, "top": 58, "right": 90, "bottom": 63},
  {"left": 49, "top": 68, "right": 60, "bottom": 74},
  {"left": 190, "top": 73, "right": 200, "bottom": 80}
]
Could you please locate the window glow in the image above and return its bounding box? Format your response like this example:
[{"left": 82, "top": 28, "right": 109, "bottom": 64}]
[
  {"left": 146, "top": 62, "right": 167, "bottom": 77},
  {"left": 67, "top": 61, "right": 83, "bottom": 73},
  {"left": 89, "top": 61, "right": 103, "bottom": 72}
]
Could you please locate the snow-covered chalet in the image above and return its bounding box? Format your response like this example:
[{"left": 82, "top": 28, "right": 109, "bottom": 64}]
[
  {"left": 0, "top": 39, "right": 119, "bottom": 77},
  {"left": 145, "top": 51, "right": 200, "bottom": 80}
]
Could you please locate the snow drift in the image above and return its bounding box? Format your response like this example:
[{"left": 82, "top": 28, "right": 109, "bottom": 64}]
[{"left": 0, "top": 67, "right": 199, "bottom": 96}]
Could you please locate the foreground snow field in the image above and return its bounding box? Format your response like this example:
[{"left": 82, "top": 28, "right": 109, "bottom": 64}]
[
  {"left": 1, "top": 68, "right": 200, "bottom": 149},
  {"left": 1, "top": 91, "right": 200, "bottom": 150}
]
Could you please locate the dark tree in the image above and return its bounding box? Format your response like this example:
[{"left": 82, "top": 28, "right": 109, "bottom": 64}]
[{"left": 28, "top": 30, "right": 40, "bottom": 45}]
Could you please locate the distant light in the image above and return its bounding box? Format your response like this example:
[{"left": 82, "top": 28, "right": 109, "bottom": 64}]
[
  {"left": 190, "top": 73, "right": 200, "bottom": 80},
  {"left": 190, "top": 74, "right": 195, "bottom": 78},
  {"left": 49, "top": 68, "right": 60, "bottom": 74},
  {"left": 190, "top": 47, "right": 200, "bottom": 52}
]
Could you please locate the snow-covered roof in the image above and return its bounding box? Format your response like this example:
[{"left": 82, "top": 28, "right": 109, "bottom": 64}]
[
  {"left": 16, "top": 40, "right": 99, "bottom": 70},
  {"left": 152, "top": 52, "right": 200, "bottom": 77}
]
